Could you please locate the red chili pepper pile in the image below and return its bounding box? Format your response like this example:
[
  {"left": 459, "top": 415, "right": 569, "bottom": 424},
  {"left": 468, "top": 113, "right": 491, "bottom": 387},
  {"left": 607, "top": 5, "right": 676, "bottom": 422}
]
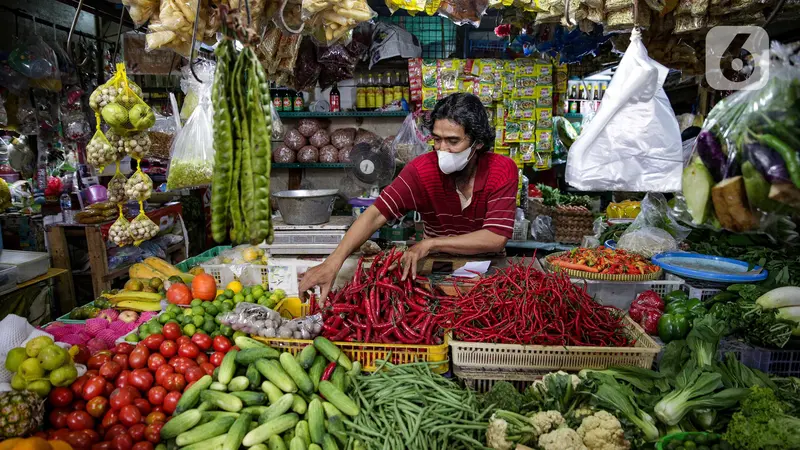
[
  {"left": 315, "top": 249, "right": 444, "bottom": 345},
  {"left": 435, "top": 260, "right": 632, "bottom": 346}
]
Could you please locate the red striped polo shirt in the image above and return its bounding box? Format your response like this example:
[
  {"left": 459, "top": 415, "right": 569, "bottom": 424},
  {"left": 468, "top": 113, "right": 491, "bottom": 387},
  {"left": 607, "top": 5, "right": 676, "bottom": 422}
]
[{"left": 374, "top": 151, "right": 519, "bottom": 239}]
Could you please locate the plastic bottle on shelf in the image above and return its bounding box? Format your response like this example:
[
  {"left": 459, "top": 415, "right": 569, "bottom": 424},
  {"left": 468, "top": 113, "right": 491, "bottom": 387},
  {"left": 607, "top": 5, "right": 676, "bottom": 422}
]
[
  {"left": 330, "top": 84, "right": 341, "bottom": 112},
  {"left": 271, "top": 86, "right": 281, "bottom": 112},
  {"left": 393, "top": 71, "right": 402, "bottom": 105},
  {"left": 375, "top": 73, "right": 384, "bottom": 108},
  {"left": 570, "top": 83, "right": 578, "bottom": 100},
  {"left": 282, "top": 89, "right": 292, "bottom": 111},
  {"left": 274, "top": 87, "right": 284, "bottom": 111},
  {"left": 293, "top": 91, "right": 304, "bottom": 111},
  {"left": 402, "top": 72, "right": 410, "bottom": 102},
  {"left": 356, "top": 74, "right": 366, "bottom": 111},
  {"left": 366, "top": 73, "right": 376, "bottom": 110}
]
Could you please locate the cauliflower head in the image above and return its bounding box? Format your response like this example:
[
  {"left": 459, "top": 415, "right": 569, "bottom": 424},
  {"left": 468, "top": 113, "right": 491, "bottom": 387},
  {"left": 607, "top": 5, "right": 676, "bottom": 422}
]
[
  {"left": 577, "top": 411, "right": 630, "bottom": 450},
  {"left": 538, "top": 427, "right": 588, "bottom": 450},
  {"left": 530, "top": 410, "right": 566, "bottom": 435},
  {"left": 486, "top": 416, "right": 514, "bottom": 450}
]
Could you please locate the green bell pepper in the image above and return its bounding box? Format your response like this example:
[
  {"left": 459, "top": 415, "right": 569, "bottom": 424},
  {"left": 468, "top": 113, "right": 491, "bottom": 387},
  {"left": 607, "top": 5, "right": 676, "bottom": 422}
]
[
  {"left": 663, "top": 290, "right": 689, "bottom": 305},
  {"left": 658, "top": 313, "right": 690, "bottom": 343},
  {"left": 665, "top": 297, "right": 705, "bottom": 319}
]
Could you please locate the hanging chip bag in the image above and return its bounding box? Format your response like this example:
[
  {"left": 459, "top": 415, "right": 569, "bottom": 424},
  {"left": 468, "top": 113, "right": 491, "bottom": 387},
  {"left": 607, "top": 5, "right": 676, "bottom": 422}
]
[{"left": 100, "top": 63, "right": 155, "bottom": 134}]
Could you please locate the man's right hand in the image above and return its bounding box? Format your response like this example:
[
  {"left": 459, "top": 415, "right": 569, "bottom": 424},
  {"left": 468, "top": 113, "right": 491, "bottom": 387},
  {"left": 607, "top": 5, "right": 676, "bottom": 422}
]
[{"left": 298, "top": 260, "right": 340, "bottom": 306}]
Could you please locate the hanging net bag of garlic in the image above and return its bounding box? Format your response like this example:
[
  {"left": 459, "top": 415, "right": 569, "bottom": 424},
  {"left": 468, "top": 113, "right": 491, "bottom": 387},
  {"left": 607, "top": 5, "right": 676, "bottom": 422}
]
[{"left": 109, "top": 205, "right": 134, "bottom": 247}]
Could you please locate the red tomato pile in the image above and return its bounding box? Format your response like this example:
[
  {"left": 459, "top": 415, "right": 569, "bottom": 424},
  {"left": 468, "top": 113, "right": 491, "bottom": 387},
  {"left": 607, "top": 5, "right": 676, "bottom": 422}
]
[{"left": 42, "top": 328, "right": 235, "bottom": 450}]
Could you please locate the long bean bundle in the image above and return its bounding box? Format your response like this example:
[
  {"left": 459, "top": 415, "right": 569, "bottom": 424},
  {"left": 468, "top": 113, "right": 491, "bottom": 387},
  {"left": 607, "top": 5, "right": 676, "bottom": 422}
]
[
  {"left": 343, "top": 361, "right": 491, "bottom": 450},
  {"left": 210, "top": 36, "right": 273, "bottom": 244},
  {"left": 435, "top": 260, "right": 631, "bottom": 346}
]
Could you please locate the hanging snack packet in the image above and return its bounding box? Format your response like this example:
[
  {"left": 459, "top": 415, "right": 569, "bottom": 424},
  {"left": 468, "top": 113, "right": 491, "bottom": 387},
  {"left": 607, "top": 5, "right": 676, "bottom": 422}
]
[
  {"left": 125, "top": 168, "right": 153, "bottom": 202},
  {"left": 109, "top": 207, "right": 134, "bottom": 247},
  {"left": 129, "top": 206, "right": 159, "bottom": 245},
  {"left": 107, "top": 162, "right": 128, "bottom": 204},
  {"left": 87, "top": 123, "right": 117, "bottom": 169}
]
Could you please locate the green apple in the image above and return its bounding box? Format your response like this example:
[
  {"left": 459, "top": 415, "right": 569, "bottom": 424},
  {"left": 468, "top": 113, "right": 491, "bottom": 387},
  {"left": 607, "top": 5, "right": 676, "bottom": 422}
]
[
  {"left": 18, "top": 358, "right": 45, "bottom": 380},
  {"left": 25, "top": 336, "right": 54, "bottom": 358},
  {"left": 37, "top": 345, "right": 68, "bottom": 371},
  {"left": 10, "top": 373, "right": 27, "bottom": 390},
  {"left": 50, "top": 365, "right": 78, "bottom": 387},
  {"left": 27, "top": 379, "right": 52, "bottom": 397},
  {"left": 4, "top": 347, "right": 27, "bottom": 372}
]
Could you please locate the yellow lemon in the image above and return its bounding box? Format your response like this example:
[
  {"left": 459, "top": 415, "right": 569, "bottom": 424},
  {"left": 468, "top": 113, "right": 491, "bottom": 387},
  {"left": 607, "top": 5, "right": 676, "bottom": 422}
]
[{"left": 226, "top": 280, "right": 243, "bottom": 294}]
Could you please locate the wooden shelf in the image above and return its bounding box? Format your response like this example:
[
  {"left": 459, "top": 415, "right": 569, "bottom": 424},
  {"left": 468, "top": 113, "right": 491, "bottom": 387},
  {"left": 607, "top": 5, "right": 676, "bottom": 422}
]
[{"left": 277, "top": 111, "right": 408, "bottom": 118}]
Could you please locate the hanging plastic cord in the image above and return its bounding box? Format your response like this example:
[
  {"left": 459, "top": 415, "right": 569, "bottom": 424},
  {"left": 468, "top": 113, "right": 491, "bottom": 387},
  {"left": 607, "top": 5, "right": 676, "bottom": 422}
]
[
  {"left": 764, "top": 0, "right": 787, "bottom": 27},
  {"left": 188, "top": 0, "right": 203, "bottom": 83},
  {"left": 110, "top": 7, "right": 125, "bottom": 66},
  {"left": 66, "top": 0, "right": 83, "bottom": 63}
]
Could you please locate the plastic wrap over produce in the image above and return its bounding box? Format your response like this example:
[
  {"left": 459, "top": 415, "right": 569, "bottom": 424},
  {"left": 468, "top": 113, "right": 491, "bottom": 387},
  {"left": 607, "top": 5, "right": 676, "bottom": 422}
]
[
  {"left": 681, "top": 42, "right": 800, "bottom": 235},
  {"left": 219, "top": 302, "right": 323, "bottom": 339},
  {"left": 566, "top": 29, "right": 682, "bottom": 192}
]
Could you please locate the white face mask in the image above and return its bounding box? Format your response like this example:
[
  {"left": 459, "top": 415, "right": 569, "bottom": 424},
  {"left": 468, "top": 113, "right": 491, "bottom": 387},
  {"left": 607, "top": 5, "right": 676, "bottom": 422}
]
[{"left": 437, "top": 145, "right": 474, "bottom": 174}]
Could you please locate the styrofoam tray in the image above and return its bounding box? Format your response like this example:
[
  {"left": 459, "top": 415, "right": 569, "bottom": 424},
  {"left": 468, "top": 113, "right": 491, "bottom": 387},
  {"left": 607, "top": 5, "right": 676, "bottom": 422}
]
[{"left": 0, "top": 250, "right": 50, "bottom": 283}]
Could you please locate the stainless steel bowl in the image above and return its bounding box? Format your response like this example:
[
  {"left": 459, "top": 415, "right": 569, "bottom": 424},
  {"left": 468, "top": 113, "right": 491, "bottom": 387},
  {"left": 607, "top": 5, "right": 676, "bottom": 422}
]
[{"left": 272, "top": 189, "right": 339, "bottom": 225}]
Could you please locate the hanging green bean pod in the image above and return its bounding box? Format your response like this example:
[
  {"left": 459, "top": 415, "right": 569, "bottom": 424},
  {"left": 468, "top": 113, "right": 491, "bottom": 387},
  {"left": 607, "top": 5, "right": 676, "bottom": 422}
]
[{"left": 210, "top": 40, "right": 234, "bottom": 243}]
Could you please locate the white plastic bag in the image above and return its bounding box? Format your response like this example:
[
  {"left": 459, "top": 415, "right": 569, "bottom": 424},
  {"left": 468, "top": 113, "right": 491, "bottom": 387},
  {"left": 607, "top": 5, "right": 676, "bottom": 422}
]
[
  {"left": 167, "top": 62, "right": 215, "bottom": 190},
  {"left": 565, "top": 29, "right": 682, "bottom": 192}
]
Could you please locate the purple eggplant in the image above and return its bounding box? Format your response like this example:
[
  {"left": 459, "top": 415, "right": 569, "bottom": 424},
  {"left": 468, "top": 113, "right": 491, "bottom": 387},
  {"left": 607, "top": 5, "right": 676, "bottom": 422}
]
[
  {"left": 746, "top": 142, "right": 791, "bottom": 184},
  {"left": 695, "top": 130, "right": 726, "bottom": 182}
]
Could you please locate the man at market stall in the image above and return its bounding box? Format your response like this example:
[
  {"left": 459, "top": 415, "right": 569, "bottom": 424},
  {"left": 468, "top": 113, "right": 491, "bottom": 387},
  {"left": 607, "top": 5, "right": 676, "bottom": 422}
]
[{"left": 299, "top": 93, "right": 519, "bottom": 302}]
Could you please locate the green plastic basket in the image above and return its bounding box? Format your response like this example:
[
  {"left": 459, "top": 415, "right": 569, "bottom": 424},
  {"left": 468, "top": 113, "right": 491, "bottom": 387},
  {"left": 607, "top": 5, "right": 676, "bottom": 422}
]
[
  {"left": 657, "top": 432, "right": 725, "bottom": 450},
  {"left": 55, "top": 301, "right": 98, "bottom": 324},
  {"left": 176, "top": 246, "right": 232, "bottom": 272}
]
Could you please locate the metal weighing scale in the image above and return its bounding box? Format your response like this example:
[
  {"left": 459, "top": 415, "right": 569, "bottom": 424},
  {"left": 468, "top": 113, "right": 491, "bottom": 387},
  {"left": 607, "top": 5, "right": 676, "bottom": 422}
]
[{"left": 260, "top": 215, "right": 354, "bottom": 256}]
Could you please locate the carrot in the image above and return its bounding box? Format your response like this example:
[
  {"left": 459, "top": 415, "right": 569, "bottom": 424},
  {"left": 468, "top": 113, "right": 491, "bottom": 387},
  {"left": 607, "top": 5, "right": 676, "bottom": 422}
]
[{"left": 551, "top": 260, "right": 600, "bottom": 273}]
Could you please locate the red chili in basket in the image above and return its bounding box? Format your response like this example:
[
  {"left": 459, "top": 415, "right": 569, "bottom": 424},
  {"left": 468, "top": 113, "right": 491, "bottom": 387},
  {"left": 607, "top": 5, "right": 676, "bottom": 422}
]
[
  {"left": 320, "top": 249, "right": 444, "bottom": 346},
  {"left": 433, "top": 258, "right": 630, "bottom": 347}
]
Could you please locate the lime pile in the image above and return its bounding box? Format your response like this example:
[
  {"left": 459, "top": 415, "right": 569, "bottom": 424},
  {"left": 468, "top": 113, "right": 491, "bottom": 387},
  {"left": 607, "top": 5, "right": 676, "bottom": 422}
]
[
  {"left": 124, "top": 285, "right": 288, "bottom": 342},
  {"left": 216, "top": 285, "right": 287, "bottom": 309}
]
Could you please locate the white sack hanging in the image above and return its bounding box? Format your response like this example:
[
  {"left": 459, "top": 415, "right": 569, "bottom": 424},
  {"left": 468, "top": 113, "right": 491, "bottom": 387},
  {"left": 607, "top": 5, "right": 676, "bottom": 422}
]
[{"left": 565, "top": 29, "right": 683, "bottom": 192}]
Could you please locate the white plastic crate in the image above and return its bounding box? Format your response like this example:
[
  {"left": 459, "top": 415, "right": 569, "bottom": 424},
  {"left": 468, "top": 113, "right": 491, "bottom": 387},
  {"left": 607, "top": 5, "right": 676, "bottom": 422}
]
[
  {"left": 572, "top": 279, "right": 684, "bottom": 311},
  {"left": 666, "top": 274, "right": 725, "bottom": 300},
  {"left": 200, "top": 265, "right": 235, "bottom": 288},
  {"left": 201, "top": 264, "right": 269, "bottom": 289},
  {"left": 450, "top": 316, "right": 660, "bottom": 373}
]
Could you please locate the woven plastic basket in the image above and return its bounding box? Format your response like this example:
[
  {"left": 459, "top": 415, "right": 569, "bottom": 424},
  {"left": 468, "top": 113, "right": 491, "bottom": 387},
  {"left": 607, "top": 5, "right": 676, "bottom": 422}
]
[
  {"left": 552, "top": 206, "right": 594, "bottom": 244},
  {"left": 252, "top": 334, "right": 450, "bottom": 374},
  {"left": 450, "top": 315, "right": 660, "bottom": 373},
  {"left": 545, "top": 251, "right": 663, "bottom": 281}
]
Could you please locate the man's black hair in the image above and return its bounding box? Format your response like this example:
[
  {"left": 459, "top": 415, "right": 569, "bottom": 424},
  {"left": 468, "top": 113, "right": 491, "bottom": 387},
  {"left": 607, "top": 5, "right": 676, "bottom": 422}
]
[{"left": 425, "top": 93, "right": 494, "bottom": 153}]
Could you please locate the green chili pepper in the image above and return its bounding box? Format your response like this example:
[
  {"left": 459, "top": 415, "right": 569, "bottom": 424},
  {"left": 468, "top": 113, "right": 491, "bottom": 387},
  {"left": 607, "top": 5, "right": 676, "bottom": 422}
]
[{"left": 757, "top": 133, "right": 800, "bottom": 189}]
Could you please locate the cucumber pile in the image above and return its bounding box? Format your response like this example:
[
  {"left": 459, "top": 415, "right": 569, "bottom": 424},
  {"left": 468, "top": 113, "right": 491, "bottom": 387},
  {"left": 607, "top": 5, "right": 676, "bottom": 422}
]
[{"left": 160, "top": 336, "right": 360, "bottom": 450}]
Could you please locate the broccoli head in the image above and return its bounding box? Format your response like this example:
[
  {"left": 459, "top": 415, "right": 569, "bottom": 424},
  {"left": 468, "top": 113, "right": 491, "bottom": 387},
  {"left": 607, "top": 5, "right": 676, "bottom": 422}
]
[{"left": 482, "top": 381, "right": 525, "bottom": 413}]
